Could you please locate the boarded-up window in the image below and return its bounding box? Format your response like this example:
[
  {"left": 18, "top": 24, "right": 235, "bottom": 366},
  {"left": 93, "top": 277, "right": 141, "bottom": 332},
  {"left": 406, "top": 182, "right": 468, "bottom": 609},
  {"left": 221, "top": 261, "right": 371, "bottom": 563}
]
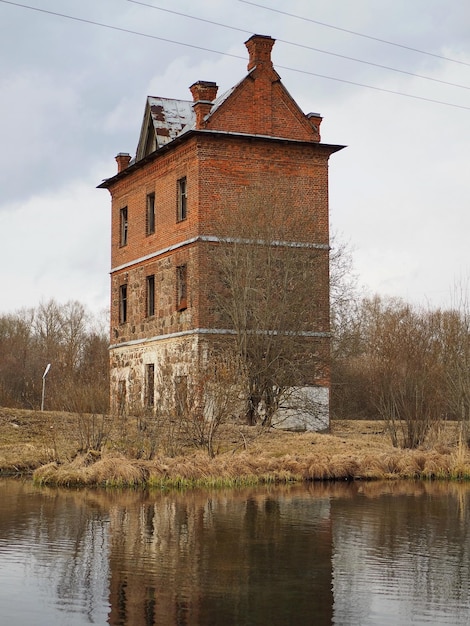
[
  {"left": 175, "top": 375, "right": 187, "bottom": 417},
  {"left": 117, "top": 380, "right": 126, "bottom": 416},
  {"left": 176, "top": 265, "right": 187, "bottom": 311}
]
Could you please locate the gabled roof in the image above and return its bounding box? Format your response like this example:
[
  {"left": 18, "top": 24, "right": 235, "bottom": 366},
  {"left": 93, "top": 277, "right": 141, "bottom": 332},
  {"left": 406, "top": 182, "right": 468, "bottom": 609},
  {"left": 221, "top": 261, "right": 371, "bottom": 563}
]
[{"left": 101, "top": 34, "right": 344, "bottom": 187}]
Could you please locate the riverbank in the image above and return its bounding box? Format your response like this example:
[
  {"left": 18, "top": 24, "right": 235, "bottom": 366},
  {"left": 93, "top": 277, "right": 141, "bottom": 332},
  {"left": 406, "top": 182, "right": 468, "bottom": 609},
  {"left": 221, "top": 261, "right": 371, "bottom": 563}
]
[{"left": 1, "top": 408, "right": 469, "bottom": 486}]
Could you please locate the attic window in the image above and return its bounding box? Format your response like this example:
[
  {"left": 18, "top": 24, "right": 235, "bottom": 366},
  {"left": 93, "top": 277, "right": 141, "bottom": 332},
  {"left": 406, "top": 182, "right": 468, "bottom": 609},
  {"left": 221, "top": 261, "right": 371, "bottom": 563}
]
[{"left": 144, "top": 120, "right": 156, "bottom": 156}]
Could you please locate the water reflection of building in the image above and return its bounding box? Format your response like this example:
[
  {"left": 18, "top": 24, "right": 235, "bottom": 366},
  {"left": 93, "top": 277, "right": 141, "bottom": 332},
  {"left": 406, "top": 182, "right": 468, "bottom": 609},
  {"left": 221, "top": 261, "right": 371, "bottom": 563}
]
[
  {"left": 107, "top": 487, "right": 333, "bottom": 625},
  {"left": 4, "top": 479, "right": 470, "bottom": 624}
]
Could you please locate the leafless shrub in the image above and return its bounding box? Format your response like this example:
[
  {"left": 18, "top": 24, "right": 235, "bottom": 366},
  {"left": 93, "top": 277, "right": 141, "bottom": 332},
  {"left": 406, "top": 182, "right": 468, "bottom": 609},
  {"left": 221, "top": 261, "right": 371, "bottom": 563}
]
[
  {"left": 74, "top": 413, "right": 113, "bottom": 453},
  {"left": 349, "top": 297, "right": 446, "bottom": 448},
  {"left": 177, "top": 350, "right": 244, "bottom": 457}
]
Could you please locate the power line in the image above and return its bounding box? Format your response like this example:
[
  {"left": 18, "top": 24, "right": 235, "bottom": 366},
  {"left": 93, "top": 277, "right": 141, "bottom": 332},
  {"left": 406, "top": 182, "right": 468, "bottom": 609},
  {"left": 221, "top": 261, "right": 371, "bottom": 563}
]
[
  {"left": 276, "top": 64, "right": 470, "bottom": 111},
  {"left": 239, "top": 0, "right": 470, "bottom": 68},
  {"left": 127, "top": 0, "right": 249, "bottom": 36},
  {"left": 127, "top": 1, "right": 470, "bottom": 92},
  {"left": 1, "top": 0, "right": 470, "bottom": 111},
  {"left": 0, "top": 0, "right": 246, "bottom": 60}
]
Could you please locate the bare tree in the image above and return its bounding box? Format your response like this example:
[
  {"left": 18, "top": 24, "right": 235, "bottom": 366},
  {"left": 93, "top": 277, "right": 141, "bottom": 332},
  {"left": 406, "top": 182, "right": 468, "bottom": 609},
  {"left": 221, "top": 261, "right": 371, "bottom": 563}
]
[
  {"left": 330, "top": 232, "right": 360, "bottom": 347},
  {"left": 0, "top": 300, "right": 109, "bottom": 413},
  {"left": 0, "top": 308, "right": 36, "bottom": 407},
  {"left": 328, "top": 233, "right": 367, "bottom": 419},
  {"left": 61, "top": 300, "right": 88, "bottom": 373},
  {"left": 361, "top": 297, "right": 446, "bottom": 448},
  {"left": 34, "top": 299, "right": 65, "bottom": 361},
  {"left": 438, "top": 285, "right": 470, "bottom": 443},
  {"left": 210, "top": 186, "right": 329, "bottom": 427}
]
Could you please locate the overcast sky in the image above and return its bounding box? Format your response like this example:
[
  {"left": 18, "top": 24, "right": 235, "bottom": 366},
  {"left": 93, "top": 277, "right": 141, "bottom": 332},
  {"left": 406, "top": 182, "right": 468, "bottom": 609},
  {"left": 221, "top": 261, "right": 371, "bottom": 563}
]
[{"left": 1, "top": 0, "right": 469, "bottom": 315}]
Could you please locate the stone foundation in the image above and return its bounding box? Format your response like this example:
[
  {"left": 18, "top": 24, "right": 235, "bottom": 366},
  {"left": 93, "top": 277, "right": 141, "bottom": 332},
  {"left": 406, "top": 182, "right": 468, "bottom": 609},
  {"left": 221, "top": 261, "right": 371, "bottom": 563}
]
[{"left": 110, "top": 334, "right": 329, "bottom": 432}]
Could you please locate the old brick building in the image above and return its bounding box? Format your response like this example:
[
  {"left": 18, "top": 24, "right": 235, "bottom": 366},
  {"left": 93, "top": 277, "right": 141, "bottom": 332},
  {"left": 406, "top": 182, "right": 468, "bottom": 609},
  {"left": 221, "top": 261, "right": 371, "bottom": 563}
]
[{"left": 99, "top": 34, "right": 343, "bottom": 430}]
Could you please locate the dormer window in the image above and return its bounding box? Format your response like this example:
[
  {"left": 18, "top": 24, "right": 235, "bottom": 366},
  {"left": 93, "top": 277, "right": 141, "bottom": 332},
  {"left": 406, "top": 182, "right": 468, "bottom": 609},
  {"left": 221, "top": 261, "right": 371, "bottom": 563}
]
[{"left": 144, "top": 120, "right": 156, "bottom": 157}]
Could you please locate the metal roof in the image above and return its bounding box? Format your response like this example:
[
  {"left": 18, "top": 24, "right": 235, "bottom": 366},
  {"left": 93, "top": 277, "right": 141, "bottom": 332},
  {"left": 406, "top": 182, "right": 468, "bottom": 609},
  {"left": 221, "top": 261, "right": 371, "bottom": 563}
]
[{"left": 147, "top": 97, "right": 195, "bottom": 149}]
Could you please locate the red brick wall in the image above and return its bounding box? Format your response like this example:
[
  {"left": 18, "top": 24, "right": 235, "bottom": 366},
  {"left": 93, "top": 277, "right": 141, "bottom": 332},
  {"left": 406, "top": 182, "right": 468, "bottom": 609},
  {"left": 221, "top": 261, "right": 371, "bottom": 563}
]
[
  {"left": 110, "top": 137, "right": 201, "bottom": 271},
  {"left": 204, "top": 69, "right": 319, "bottom": 142},
  {"left": 103, "top": 47, "right": 341, "bottom": 399},
  {"left": 106, "top": 132, "right": 333, "bottom": 350},
  {"left": 195, "top": 134, "right": 330, "bottom": 244}
]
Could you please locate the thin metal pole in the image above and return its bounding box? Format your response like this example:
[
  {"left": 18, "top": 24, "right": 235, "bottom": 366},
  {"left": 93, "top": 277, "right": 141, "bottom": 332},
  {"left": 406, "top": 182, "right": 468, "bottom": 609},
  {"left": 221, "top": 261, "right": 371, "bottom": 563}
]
[
  {"left": 41, "top": 363, "right": 51, "bottom": 411},
  {"left": 41, "top": 377, "right": 46, "bottom": 411}
]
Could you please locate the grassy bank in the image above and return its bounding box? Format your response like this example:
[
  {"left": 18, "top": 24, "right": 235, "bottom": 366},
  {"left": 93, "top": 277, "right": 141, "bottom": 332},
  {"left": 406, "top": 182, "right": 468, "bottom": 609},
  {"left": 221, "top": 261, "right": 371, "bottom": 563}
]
[{"left": 1, "top": 408, "right": 470, "bottom": 487}]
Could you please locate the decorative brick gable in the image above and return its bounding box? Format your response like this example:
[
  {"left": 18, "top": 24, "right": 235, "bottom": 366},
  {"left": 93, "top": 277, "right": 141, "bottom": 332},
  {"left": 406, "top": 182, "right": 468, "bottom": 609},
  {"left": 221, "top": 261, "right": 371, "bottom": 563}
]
[{"left": 203, "top": 35, "right": 320, "bottom": 141}]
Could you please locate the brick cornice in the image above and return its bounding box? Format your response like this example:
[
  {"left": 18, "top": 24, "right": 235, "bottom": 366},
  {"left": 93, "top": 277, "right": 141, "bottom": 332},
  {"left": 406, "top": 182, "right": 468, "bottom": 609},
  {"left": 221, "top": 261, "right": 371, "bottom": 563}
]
[
  {"left": 110, "top": 327, "right": 331, "bottom": 350},
  {"left": 98, "top": 129, "right": 344, "bottom": 190},
  {"left": 110, "top": 235, "right": 330, "bottom": 274}
]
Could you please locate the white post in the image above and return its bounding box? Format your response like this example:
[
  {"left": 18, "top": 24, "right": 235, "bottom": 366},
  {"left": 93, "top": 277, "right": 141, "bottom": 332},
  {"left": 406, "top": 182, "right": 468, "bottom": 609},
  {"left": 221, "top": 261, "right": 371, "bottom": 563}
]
[{"left": 41, "top": 363, "right": 51, "bottom": 411}]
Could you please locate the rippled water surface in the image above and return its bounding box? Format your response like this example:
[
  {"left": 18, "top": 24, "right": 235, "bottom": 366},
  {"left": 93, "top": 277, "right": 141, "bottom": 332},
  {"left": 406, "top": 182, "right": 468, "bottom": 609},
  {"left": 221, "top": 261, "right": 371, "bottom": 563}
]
[{"left": 1, "top": 479, "right": 469, "bottom": 625}]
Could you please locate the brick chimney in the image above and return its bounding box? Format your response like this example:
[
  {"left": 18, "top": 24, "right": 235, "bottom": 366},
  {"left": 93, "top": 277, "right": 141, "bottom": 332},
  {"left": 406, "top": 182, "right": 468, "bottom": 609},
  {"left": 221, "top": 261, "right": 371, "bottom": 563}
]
[
  {"left": 307, "top": 112, "right": 323, "bottom": 142},
  {"left": 245, "top": 34, "right": 275, "bottom": 71},
  {"left": 190, "top": 81, "right": 218, "bottom": 129},
  {"left": 115, "top": 152, "right": 131, "bottom": 173}
]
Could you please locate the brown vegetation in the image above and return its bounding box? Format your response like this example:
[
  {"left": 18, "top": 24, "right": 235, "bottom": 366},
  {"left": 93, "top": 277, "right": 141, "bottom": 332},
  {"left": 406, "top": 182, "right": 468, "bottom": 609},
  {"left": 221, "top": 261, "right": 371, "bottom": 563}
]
[
  {"left": 0, "top": 300, "right": 109, "bottom": 413},
  {"left": 331, "top": 294, "right": 470, "bottom": 448},
  {"left": 1, "top": 408, "right": 470, "bottom": 487}
]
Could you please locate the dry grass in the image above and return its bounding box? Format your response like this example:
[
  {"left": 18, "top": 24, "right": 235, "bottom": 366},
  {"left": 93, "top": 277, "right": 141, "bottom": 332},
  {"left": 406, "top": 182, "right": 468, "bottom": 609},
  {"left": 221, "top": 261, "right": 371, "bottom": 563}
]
[{"left": 1, "top": 408, "right": 470, "bottom": 487}]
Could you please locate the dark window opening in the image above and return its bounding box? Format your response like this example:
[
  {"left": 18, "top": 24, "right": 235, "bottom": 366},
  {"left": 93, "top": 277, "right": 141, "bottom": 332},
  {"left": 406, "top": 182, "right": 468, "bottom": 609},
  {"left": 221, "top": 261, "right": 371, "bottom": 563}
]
[
  {"left": 177, "top": 177, "right": 187, "bottom": 221},
  {"left": 146, "top": 193, "right": 155, "bottom": 235},
  {"left": 176, "top": 264, "right": 187, "bottom": 311},
  {"left": 145, "top": 364, "right": 155, "bottom": 408},
  {"left": 120, "top": 207, "right": 128, "bottom": 246},
  {"left": 144, "top": 120, "right": 156, "bottom": 156},
  {"left": 119, "top": 284, "right": 128, "bottom": 323},
  {"left": 146, "top": 274, "right": 155, "bottom": 317}
]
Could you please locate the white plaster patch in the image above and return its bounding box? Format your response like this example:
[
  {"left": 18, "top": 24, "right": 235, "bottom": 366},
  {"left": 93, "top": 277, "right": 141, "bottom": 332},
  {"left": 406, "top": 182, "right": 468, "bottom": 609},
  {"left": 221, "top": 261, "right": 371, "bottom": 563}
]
[{"left": 272, "top": 386, "right": 329, "bottom": 432}]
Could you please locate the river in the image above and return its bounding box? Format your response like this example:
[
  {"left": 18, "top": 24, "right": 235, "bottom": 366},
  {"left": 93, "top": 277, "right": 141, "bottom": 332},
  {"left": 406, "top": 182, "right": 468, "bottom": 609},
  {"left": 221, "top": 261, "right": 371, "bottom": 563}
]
[{"left": 0, "top": 478, "right": 469, "bottom": 625}]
